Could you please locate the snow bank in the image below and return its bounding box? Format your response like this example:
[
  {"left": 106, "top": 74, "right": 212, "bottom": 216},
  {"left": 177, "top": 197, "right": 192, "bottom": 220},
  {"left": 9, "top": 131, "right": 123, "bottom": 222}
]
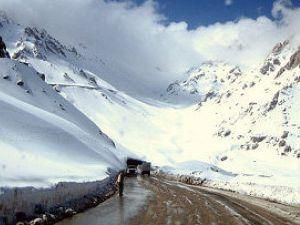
[
  {"left": 0, "top": 173, "right": 117, "bottom": 224},
  {"left": 159, "top": 160, "right": 300, "bottom": 205},
  {"left": 208, "top": 179, "right": 300, "bottom": 205}
]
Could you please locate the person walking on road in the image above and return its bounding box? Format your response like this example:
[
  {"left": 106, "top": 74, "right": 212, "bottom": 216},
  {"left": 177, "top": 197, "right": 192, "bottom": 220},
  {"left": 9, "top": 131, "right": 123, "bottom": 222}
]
[{"left": 116, "top": 171, "right": 125, "bottom": 197}]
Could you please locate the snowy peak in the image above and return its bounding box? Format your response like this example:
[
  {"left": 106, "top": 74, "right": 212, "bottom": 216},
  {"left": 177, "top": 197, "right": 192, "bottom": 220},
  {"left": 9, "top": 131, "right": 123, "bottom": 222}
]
[
  {"left": 12, "top": 26, "right": 79, "bottom": 60},
  {"left": 0, "top": 17, "right": 116, "bottom": 91},
  {"left": 260, "top": 40, "right": 300, "bottom": 79},
  {"left": 165, "top": 40, "right": 300, "bottom": 106},
  {"left": 164, "top": 62, "right": 242, "bottom": 105},
  {"left": 0, "top": 13, "right": 78, "bottom": 61}
]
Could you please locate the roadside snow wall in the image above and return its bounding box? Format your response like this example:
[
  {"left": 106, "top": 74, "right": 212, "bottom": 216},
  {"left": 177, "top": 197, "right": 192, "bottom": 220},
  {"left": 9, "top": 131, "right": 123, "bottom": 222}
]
[{"left": 0, "top": 172, "right": 117, "bottom": 225}]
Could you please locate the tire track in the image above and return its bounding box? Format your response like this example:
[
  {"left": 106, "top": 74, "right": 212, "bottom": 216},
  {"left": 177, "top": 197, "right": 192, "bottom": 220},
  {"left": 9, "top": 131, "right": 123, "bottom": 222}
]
[{"left": 130, "top": 177, "right": 299, "bottom": 225}]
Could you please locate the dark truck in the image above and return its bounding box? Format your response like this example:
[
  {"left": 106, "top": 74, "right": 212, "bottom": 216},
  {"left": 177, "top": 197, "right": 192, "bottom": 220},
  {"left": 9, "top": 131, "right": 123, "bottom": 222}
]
[
  {"left": 126, "top": 158, "right": 142, "bottom": 176},
  {"left": 137, "top": 162, "right": 151, "bottom": 176},
  {"left": 126, "top": 158, "right": 151, "bottom": 176},
  {"left": 126, "top": 165, "right": 137, "bottom": 176}
]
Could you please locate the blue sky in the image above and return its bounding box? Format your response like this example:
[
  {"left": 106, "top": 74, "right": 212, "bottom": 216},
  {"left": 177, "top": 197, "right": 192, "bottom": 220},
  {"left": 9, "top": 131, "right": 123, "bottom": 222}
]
[{"left": 125, "top": 0, "right": 300, "bottom": 29}]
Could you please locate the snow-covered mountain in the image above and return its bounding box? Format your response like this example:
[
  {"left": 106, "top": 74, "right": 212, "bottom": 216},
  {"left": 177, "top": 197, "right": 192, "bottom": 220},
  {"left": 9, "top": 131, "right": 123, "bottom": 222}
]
[
  {"left": 161, "top": 41, "right": 300, "bottom": 202},
  {"left": 164, "top": 40, "right": 300, "bottom": 159},
  {"left": 0, "top": 13, "right": 299, "bottom": 203},
  {"left": 0, "top": 58, "right": 124, "bottom": 187},
  {"left": 0, "top": 15, "right": 125, "bottom": 188}
]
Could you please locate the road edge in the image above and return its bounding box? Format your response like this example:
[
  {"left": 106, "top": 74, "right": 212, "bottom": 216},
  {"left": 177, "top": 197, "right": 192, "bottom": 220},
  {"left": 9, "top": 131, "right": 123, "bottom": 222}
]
[{"left": 0, "top": 172, "right": 119, "bottom": 225}]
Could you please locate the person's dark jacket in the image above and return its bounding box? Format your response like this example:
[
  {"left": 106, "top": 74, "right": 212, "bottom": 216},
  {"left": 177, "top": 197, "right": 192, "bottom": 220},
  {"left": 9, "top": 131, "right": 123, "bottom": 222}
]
[{"left": 0, "top": 36, "right": 10, "bottom": 58}]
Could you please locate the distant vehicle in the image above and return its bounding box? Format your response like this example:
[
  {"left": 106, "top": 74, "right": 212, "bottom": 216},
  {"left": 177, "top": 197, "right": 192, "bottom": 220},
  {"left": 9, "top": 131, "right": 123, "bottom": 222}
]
[
  {"left": 138, "top": 162, "right": 151, "bottom": 176},
  {"left": 126, "top": 165, "right": 137, "bottom": 176},
  {"left": 125, "top": 158, "right": 151, "bottom": 176}
]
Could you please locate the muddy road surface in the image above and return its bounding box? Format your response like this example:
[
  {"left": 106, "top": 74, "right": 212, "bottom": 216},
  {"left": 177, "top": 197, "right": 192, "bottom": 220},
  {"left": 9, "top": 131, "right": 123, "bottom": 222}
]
[{"left": 57, "top": 176, "right": 300, "bottom": 225}]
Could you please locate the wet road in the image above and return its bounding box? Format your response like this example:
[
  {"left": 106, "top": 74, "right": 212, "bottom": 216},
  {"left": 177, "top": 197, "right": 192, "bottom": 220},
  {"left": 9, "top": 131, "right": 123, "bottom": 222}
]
[
  {"left": 56, "top": 176, "right": 300, "bottom": 225},
  {"left": 56, "top": 177, "right": 152, "bottom": 225}
]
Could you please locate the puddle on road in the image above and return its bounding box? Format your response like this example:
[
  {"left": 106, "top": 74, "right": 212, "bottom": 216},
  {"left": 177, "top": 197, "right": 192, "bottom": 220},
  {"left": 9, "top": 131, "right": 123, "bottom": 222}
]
[{"left": 56, "top": 176, "right": 153, "bottom": 225}]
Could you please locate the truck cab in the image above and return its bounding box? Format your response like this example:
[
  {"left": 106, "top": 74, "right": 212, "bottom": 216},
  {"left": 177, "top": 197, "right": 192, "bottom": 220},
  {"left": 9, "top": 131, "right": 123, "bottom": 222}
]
[
  {"left": 138, "top": 162, "right": 151, "bottom": 176},
  {"left": 126, "top": 165, "right": 137, "bottom": 176}
]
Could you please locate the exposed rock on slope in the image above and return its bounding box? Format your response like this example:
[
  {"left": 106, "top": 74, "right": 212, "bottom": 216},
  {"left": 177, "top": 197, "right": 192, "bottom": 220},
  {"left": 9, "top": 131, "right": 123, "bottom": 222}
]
[
  {"left": 12, "top": 27, "right": 78, "bottom": 60},
  {"left": 260, "top": 41, "right": 289, "bottom": 75},
  {"left": 276, "top": 48, "right": 300, "bottom": 78},
  {"left": 0, "top": 36, "right": 10, "bottom": 58},
  {"left": 164, "top": 62, "right": 239, "bottom": 104}
]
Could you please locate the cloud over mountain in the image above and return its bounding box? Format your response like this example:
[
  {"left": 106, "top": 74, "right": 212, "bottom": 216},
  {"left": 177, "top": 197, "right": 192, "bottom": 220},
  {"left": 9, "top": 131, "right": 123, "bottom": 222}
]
[{"left": 0, "top": 0, "right": 299, "bottom": 97}]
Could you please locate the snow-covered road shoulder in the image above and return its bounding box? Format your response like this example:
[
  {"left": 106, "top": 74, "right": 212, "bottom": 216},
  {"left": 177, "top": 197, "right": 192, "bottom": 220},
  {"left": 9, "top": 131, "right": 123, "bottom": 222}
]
[{"left": 158, "top": 163, "right": 300, "bottom": 206}]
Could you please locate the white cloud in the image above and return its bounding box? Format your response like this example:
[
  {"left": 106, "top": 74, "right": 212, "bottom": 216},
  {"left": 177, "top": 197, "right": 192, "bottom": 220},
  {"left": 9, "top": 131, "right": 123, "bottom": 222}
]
[
  {"left": 225, "top": 0, "right": 233, "bottom": 6},
  {"left": 0, "top": 0, "right": 299, "bottom": 97},
  {"left": 272, "top": 0, "right": 293, "bottom": 17}
]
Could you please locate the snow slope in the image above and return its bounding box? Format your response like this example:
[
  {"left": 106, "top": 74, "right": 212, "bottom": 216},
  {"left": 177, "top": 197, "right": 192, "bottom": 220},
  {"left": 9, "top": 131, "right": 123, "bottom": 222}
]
[{"left": 0, "top": 58, "right": 123, "bottom": 188}]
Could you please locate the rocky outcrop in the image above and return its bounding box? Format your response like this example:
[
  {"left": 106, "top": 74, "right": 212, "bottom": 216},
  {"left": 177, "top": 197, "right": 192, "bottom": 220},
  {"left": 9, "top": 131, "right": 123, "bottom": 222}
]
[
  {"left": 267, "top": 91, "right": 280, "bottom": 111},
  {"left": 260, "top": 62, "right": 275, "bottom": 75},
  {"left": 164, "top": 63, "right": 236, "bottom": 104},
  {"left": 275, "top": 48, "right": 300, "bottom": 78},
  {"left": 281, "top": 131, "right": 289, "bottom": 139},
  {"left": 166, "top": 81, "right": 180, "bottom": 95},
  {"left": 251, "top": 136, "right": 266, "bottom": 143},
  {"left": 260, "top": 41, "right": 290, "bottom": 76},
  {"left": 0, "top": 36, "right": 10, "bottom": 58},
  {"left": 272, "top": 41, "right": 289, "bottom": 55},
  {"left": 285, "top": 48, "right": 300, "bottom": 70},
  {"left": 24, "top": 27, "right": 67, "bottom": 58},
  {"left": 279, "top": 139, "right": 286, "bottom": 147},
  {"left": 217, "top": 128, "right": 231, "bottom": 137},
  {"left": 12, "top": 27, "right": 79, "bottom": 61}
]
